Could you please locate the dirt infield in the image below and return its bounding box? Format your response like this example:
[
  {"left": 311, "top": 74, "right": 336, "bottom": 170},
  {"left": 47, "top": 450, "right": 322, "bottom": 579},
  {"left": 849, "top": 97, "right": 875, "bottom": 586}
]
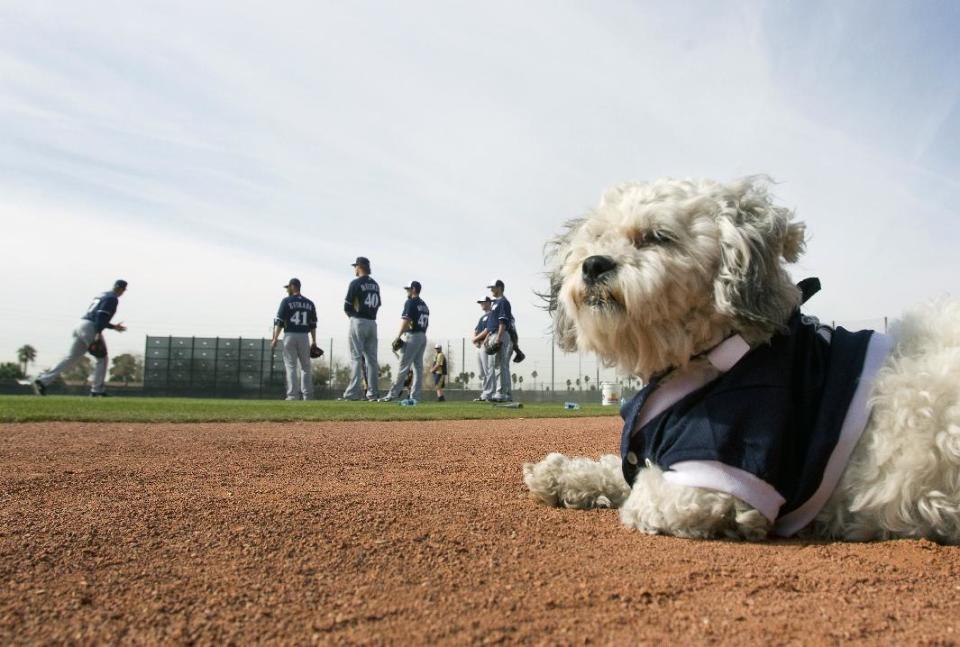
[{"left": 2, "top": 418, "right": 959, "bottom": 645}]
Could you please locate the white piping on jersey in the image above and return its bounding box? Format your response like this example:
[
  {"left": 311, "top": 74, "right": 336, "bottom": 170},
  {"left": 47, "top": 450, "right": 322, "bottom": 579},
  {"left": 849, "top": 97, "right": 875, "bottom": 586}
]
[
  {"left": 635, "top": 334, "right": 750, "bottom": 429},
  {"left": 773, "top": 332, "right": 895, "bottom": 535}
]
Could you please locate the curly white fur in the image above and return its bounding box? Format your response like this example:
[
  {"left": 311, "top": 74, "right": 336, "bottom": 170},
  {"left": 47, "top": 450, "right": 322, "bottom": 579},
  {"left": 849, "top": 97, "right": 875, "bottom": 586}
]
[
  {"left": 524, "top": 176, "right": 960, "bottom": 542},
  {"left": 815, "top": 300, "right": 960, "bottom": 542}
]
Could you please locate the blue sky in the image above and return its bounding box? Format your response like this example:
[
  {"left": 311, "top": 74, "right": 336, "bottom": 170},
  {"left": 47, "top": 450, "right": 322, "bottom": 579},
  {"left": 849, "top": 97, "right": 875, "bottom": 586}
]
[{"left": 1, "top": 0, "right": 958, "bottom": 375}]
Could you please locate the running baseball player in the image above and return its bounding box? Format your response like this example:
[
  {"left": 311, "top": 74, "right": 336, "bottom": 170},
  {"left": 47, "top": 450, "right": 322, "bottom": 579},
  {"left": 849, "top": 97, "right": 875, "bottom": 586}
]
[
  {"left": 271, "top": 278, "right": 318, "bottom": 401},
  {"left": 472, "top": 296, "right": 493, "bottom": 401},
  {"left": 380, "top": 280, "right": 429, "bottom": 402},
  {"left": 33, "top": 279, "right": 128, "bottom": 396},
  {"left": 482, "top": 279, "right": 513, "bottom": 402},
  {"left": 430, "top": 342, "right": 448, "bottom": 402},
  {"left": 341, "top": 256, "right": 381, "bottom": 401}
]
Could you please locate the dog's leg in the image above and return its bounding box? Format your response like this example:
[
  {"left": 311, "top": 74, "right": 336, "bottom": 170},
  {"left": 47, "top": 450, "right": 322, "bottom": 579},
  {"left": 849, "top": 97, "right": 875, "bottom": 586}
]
[
  {"left": 618, "top": 463, "right": 771, "bottom": 540},
  {"left": 522, "top": 453, "right": 631, "bottom": 509},
  {"left": 816, "top": 301, "right": 960, "bottom": 542}
]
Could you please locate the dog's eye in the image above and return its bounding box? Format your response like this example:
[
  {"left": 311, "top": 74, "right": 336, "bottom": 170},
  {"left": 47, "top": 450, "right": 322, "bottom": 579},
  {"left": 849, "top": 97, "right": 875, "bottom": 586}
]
[{"left": 631, "top": 230, "right": 673, "bottom": 248}]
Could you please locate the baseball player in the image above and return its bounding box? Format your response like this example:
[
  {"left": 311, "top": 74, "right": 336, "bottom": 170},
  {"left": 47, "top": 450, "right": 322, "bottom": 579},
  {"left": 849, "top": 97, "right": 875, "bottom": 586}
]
[
  {"left": 482, "top": 279, "right": 513, "bottom": 402},
  {"left": 472, "top": 296, "right": 493, "bottom": 401},
  {"left": 33, "top": 279, "right": 128, "bottom": 397},
  {"left": 271, "top": 278, "right": 318, "bottom": 401},
  {"left": 342, "top": 256, "right": 381, "bottom": 401},
  {"left": 380, "top": 280, "right": 429, "bottom": 402},
  {"left": 430, "top": 343, "right": 448, "bottom": 402}
]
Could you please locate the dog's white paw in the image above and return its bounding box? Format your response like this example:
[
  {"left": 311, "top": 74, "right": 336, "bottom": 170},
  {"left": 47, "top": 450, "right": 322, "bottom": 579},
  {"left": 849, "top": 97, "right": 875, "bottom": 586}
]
[{"left": 522, "top": 452, "right": 631, "bottom": 510}]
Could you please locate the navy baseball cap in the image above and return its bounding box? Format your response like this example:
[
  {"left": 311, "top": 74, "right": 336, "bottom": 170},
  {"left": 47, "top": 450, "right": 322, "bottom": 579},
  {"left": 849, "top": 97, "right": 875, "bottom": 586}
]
[
  {"left": 114, "top": 279, "right": 128, "bottom": 289},
  {"left": 351, "top": 257, "right": 371, "bottom": 267},
  {"left": 487, "top": 279, "right": 505, "bottom": 289},
  {"left": 284, "top": 278, "right": 301, "bottom": 288},
  {"left": 404, "top": 280, "right": 422, "bottom": 292},
  {"left": 476, "top": 296, "right": 492, "bottom": 304}
]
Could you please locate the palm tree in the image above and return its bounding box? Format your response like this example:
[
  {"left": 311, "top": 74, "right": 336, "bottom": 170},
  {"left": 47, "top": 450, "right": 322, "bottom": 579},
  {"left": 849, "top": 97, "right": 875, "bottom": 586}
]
[
  {"left": 566, "top": 378, "right": 572, "bottom": 392},
  {"left": 584, "top": 375, "right": 590, "bottom": 389},
  {"left": 576, "top": 378, "right": 581, "bottom": 391},
  {"left": 531, "top": 369, "right": 538, "bottom": 390},
  {"left": 17, "top": 345, "right": 36, "bottom": 375}
]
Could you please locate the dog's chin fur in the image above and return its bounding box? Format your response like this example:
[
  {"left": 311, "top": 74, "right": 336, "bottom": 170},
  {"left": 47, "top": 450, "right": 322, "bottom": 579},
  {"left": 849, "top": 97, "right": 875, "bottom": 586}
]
[{"left": 526, "top": 176, "right": 960, "bottom": 543}]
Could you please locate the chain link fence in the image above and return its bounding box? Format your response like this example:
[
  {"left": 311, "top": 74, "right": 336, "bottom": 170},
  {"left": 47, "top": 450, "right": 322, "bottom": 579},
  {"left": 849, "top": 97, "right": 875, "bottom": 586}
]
[
  {"left": 138, "top": 314, "right": 890, "bottom": 400},
  {"left": 141, "top": 334, "right": 639, "bottom": 401}
]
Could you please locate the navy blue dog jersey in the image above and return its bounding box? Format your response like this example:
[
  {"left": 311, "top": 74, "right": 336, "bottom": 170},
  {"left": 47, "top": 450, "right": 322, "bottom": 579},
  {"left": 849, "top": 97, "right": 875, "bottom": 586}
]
[
  {"left": 619, "top": 282, "right": 894, "bottom": 536},
  {"left": 275, "top": 295, "right": 317, "bottom": 333},
  {"left": 344, "top": 276, "right": 381, "bottom": 320},
  {"left": 82, "top": 292, "right": 120, "bottom": 332},
  {"left": 402, "top": 297, "right": 429, "bottom": 333}
]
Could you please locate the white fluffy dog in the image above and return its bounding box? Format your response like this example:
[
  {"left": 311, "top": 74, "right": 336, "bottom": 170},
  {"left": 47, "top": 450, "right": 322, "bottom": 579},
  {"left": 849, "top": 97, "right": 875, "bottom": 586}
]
[{"left": 523, "top": 176, "right": 960, "bottom": 542}]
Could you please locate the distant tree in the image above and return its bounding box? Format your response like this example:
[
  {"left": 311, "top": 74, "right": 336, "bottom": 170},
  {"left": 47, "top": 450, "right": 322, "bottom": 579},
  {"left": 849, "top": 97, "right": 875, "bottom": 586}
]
[
  {"left": 312, "top": 364, "right": 331, "bottom": 388},
  {"left": 584, "top": 375, "right": 590, "bottom": 388},
  {"left": 62, "top": 356, "right": 92, "bottom": 383},
  {"left": 511, "top": 373, "right": 517, "bottom": 386},
  {"left": 576, "top": 378, "right": 581, "bottom": 391},
  {"left": 379, "top": 364, "right": 393, "bottom": 387},
  {"left": 0, "top": 362, "right": 25, "bottom": 380},
  {"left": 566, "top": 378, "right": 572, "bottom": 392},
  {"left": 334, "top": 361, "right": 351, "bottom": 387},
  {"left": 110, "top": 353, "right": 143, "bottom": 384},
  {"left": 518, "top": 375, "right": 524, "bottom": 391},
  {"left": 17, "top": 345, "right": 37, "bottom": 375},
  {"left": 531, "top": 370, "right": 538, "bottom": 390}
]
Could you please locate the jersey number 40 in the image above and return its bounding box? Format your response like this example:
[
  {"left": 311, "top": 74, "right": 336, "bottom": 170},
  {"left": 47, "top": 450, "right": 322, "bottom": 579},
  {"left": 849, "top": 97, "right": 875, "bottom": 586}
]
[{"left": 364, "top": 293, "right": 380, "bottom": 309}]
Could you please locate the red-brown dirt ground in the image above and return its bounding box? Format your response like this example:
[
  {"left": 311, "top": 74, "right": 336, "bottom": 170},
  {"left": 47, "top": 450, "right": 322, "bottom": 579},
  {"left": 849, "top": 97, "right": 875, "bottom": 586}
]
[{"left": 2, "top": 418, "right": 960, "bottom": 645}]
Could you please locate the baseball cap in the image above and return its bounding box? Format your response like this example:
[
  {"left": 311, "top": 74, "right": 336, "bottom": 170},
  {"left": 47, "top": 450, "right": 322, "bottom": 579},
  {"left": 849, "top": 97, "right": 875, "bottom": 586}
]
[
  {"left": 434, "top": 343, "right": 442, "bottom": 349},
  {"left": 114, "top": 279, "right": 128, "bottom": 289},
  {"left": 404, "top": 280, "right": 422, "bottom": 292},
  {"left": 487, "top": 279, "right": 505, "bottom": 289},
  {"left": 284, "top": 278, "right": 301, "bottom": 289},
  {"left": 476, "top": 296, "right": 492, "bottom": 304},
  {"left": 351, "top": 256, "right": 371, "bottom": 268}
]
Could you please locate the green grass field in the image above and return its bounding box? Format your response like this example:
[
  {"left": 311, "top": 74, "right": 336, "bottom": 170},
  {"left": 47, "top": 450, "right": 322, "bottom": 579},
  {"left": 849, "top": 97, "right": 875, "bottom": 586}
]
[{"left": 0, "top": 395, "right": 620, "bottom": 423}]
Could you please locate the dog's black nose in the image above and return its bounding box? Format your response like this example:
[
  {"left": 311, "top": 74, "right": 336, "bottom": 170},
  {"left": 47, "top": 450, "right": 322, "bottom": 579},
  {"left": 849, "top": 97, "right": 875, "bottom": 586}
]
[{"left": 581, "top": 255, "right": 617, "bottom": 283}]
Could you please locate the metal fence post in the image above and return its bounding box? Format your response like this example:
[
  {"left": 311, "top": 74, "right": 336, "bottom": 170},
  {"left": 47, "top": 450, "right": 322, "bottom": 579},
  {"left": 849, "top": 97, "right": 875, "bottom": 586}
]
[{"left": 551, "top": 333, "right": 555, "bottom": 392}]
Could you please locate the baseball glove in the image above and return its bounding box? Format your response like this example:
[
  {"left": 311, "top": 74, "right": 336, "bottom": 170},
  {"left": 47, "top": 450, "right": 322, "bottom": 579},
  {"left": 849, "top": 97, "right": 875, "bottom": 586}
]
[
  {"left": 310, "top": 344, "right": 324, "bottom": 358},
  {"left": 391, "top": 337, "right": 405, "bottom": 353},
  {"left": 512, "top": 349, "right": 526, "bottom": 363},
  {"left": 87, "top": 337, "right": 107, "bottom": 358},
  {"left": 483, "top": 334, "right": 502, "bottom": 355}
]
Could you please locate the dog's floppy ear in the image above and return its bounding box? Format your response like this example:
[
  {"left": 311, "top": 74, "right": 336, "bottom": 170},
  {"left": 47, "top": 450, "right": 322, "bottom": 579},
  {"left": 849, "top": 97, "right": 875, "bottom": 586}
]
[
  {"left": 541, "top": 218, "right": 583, "bottom": 352},
  {"left": 713, "top": 177, "right": 804, "bottom": 333}
]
